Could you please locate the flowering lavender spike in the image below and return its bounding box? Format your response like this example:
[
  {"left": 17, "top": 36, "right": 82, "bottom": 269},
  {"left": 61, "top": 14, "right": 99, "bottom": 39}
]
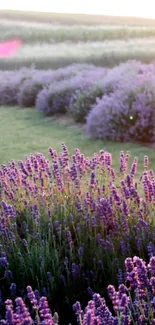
[
  {"left": 39, "top": 296, "right": 53, "bottom": 324},
  {"left": 144, "top": 155, "right": 149, "bottom": 169},
  {"left": 10, "top": 283, "right": 16, "bottom": 297}
]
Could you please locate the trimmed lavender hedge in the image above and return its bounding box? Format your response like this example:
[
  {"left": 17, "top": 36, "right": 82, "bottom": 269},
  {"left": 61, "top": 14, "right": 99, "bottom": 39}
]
[
  {"left": 97, "top": 60, "right": 145, "bottom": 94},
  {"left": 0, "top": 63, "right": 95, "bottom": 107},
  {"left": 36, "top": 69, "right": 106, "bottom": 115},
  {"left": 0, "top": 68, "right": 33, "bottom": 106},
  {"left": 68, "top": 68, "right": 107, "bottom": 122},
  {"left": 35, "top": 76, "right": 91, "bottom": 115},
  {"left": 86, "top": 66, "right": 155, "bottom": 143},
  {"left": 17, "top": 79, "right": 44, "bottom": 108},
  {"left": 68, "top": 60, "right": 155, "bottom": 127},
  {"left": 69, "top": 85, "right": 103, "bottom": 122},
  {"left": 1, "top": 61, "right": 155, "bottom": 142}
]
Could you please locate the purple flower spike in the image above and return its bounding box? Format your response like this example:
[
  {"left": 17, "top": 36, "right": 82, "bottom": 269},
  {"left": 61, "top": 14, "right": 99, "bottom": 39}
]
[
  {"left": 125, "top": 257, "right": 137, "bottom": 290},
  {"left": 148, "top": 257, "right": 155, "bottom": 277},
  {"left": 133, "top": 256, "right": 149, "bottom": 297},
  {"left": 0, "top": 255, "right": 9, "bottom": 269},
  {"left": 15, "top": 297, "right": 33, "bottom": 324},
  {"left": 144, "top": 155, "right": 149, "bottom": 169},
  {"left": 10, "top": 283, "right": 16, "bottom": 297},
  {"left": 27, "top": 286, "right": 38, "bottom": 310},
  {"left": 39, "top": 296, "right": 53, "bottom": 324}
]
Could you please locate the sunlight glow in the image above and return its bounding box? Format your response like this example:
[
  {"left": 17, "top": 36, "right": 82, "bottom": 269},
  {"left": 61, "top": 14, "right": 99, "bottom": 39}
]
[{"left": 0, "top": 0, "right": 155, "bottom": 19}]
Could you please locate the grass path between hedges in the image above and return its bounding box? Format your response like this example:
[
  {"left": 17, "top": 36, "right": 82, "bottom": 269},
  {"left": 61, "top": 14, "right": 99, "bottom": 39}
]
[{"left": 0, "top": 106, "right": 155, "bottom": 174}]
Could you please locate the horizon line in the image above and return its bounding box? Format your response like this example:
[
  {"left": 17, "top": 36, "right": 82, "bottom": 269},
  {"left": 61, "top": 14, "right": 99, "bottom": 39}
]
[{"left": 0, "top": 8, "right": 155, "bottom": 21}]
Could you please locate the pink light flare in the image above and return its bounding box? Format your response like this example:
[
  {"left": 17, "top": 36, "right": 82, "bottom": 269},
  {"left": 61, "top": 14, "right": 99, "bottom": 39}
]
[{"left": 0, "top": 38, "right": 22, "bottom": 57}]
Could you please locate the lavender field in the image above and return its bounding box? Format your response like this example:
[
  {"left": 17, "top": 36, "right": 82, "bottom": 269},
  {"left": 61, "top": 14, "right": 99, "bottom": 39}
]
[
  {"left": 0, "top": 62, "right": 155, "bottom": 324},
  {"left": 1, "top": 61, "right": 155, "bottom": 143},
  {"left": 2, "top": 38, "right": 155, "bottom": 70},
  {"left": 0, "top": 10, "right": 155, "bottom": 325},
  {"left": 2, "top": 12, "right": 155, "bottom": 69}
]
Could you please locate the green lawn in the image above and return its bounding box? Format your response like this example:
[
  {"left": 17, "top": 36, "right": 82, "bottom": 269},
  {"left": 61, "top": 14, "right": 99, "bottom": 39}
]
[{"left": 0, "top": 106, "right": 154, "bottom": 174}]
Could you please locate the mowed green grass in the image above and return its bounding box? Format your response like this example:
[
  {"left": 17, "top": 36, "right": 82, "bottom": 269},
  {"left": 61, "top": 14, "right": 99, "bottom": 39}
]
[{"left": 0, "top": 107, "right": 154, "bottom": 174}]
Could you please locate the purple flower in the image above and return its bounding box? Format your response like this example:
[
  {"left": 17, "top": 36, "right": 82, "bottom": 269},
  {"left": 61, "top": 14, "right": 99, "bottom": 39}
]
[
  {"left": 78, "top": 246, "right": 84, "bottom": 256},
  {"left": 0, "top": 255, "right": 9, "bottom": 269},
  {"left": 15, "top": 297, "right": 33, "bottom": 324},
  {"left": 39, "top": 296, "right": 53, "bottom": 324},
  {"left": 125, "top": 257, "right": 137, "bottom": 290},
  {"left": 148, "top": 257, "right": 155, "bottom": 277},
  {"left": 4, "top": 270, "right": 13, "bottom": 279},
  {"left": 27, "top": 286, "right": 38, "bottom": 310},
  {"left": 72, "top": 263, "right": 80, "bottom": 279},
  {"left": 5, "top": 299, "right": 14, "bottom": 325},
  {"left": 150, "top": 277, "right": 155, "bottom": 294},
  {"left": 47, "top": 272, "right": 54, "bottom": 282},
  {"left": 73, "top": 301, "right": 83, "bottom": 317},
  {"left": 10, "top": 283, "right": 16, "bottom": 297},
  {"left": 144, "top": 155, "right": 149, "bottom": 169}
]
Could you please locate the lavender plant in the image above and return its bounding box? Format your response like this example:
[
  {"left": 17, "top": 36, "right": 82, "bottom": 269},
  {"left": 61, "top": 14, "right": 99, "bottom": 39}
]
[
  {"left": 0, "top": 63, "right": 95, "bottom": 107},
  {"left": 74, "top": 256, "right": 155, "bottom": 325},
  {"left": 68, "top": 61, "right": 146, "bottom": 123},
  {"left": 0, "top": 68, "right": 34, "bottom": 106},
  {"left": 36, "top": 72, "right": 99, "bottom": 115},
  {"left": 69, "top": 85, "right": 104, "bottom": 123},
  {"left": 86, "top": 69, "right": 155, "bottom": 142},
  {"left": 1, "top": 256, "right": 155, "bottom": 324},
  {"left": 17, "top": 79, "right": 45, "bottom": 108},
  {"left": 0, "top": 285, "right": 56, "bottom": 325},
  {"left": 0, "top": 144, "right": 154, "bottom": 323},
  {"left": 2, "top": 60, "right": 155, "bottom": 146}
]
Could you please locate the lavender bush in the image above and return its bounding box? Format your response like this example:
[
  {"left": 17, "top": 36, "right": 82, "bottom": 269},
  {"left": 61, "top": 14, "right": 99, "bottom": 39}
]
[
  {"left": 69, "top": 85, "right": 104, "bottom": 122},
  {"left": 0, "top": 63, "right": 95, "bottom": 107},
  {"left": 86, "top": 69, "right": 155, "bottom": 142},
  {"left": 2, "top": 256, "right": 155, "bottom": 324},
  {"left": 0, "top": 68, "right": 34, "bottom": 106},
  {"left": 0, "top": 285, "right": 58, "bottom": 325},
  {"left": 17, "top": 79, "right": 44, "bottom": 107},
  {"left": 98, "top": 60, "right": 145, "bottom": 94},
  {"left": 0, "top": 256, "right": 155, "bottom": 325},
  {"left": 69, "top": 61, "right": 147, "bottom": 123},
  {"left": 74, "top": 256, "right": 155, "bottom": 325},
  {"left": 35, "top": 80, "right": 75, "bottom": 115},
  {"left": 2, "top": 61, "right": 155, "bottom": 145},
  {"left": 68, "top": 68, "right": 107, "bottom": 122},
  {"left": 0, "top": 144, "right": 154, "bottom": 323},
  {"left": 36, "top": 72, "right": 99, "bottom": 115}
]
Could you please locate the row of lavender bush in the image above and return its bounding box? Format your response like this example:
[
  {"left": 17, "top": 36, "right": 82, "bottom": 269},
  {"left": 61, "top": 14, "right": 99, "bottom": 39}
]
[
  {"left": 0, "top": 63, "right": 97, "bottom": 107},
  {"left": 4, "top": 24, "right": 155, "bottom": 43},
  {"left": 0, "top": 144, "right": 154, "bottom": 324},
  {"left": 1, "top": 60, "right": 155, "bottom": 142}
]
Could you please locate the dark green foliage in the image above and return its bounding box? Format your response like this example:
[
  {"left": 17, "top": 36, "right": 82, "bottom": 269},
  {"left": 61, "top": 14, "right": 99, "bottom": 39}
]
[
  {"left": 17, "top": 79, "right": 44, "bottom": 107},
  {"left": 69, "top": 85, "right": 103, "bottom": 122}
]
